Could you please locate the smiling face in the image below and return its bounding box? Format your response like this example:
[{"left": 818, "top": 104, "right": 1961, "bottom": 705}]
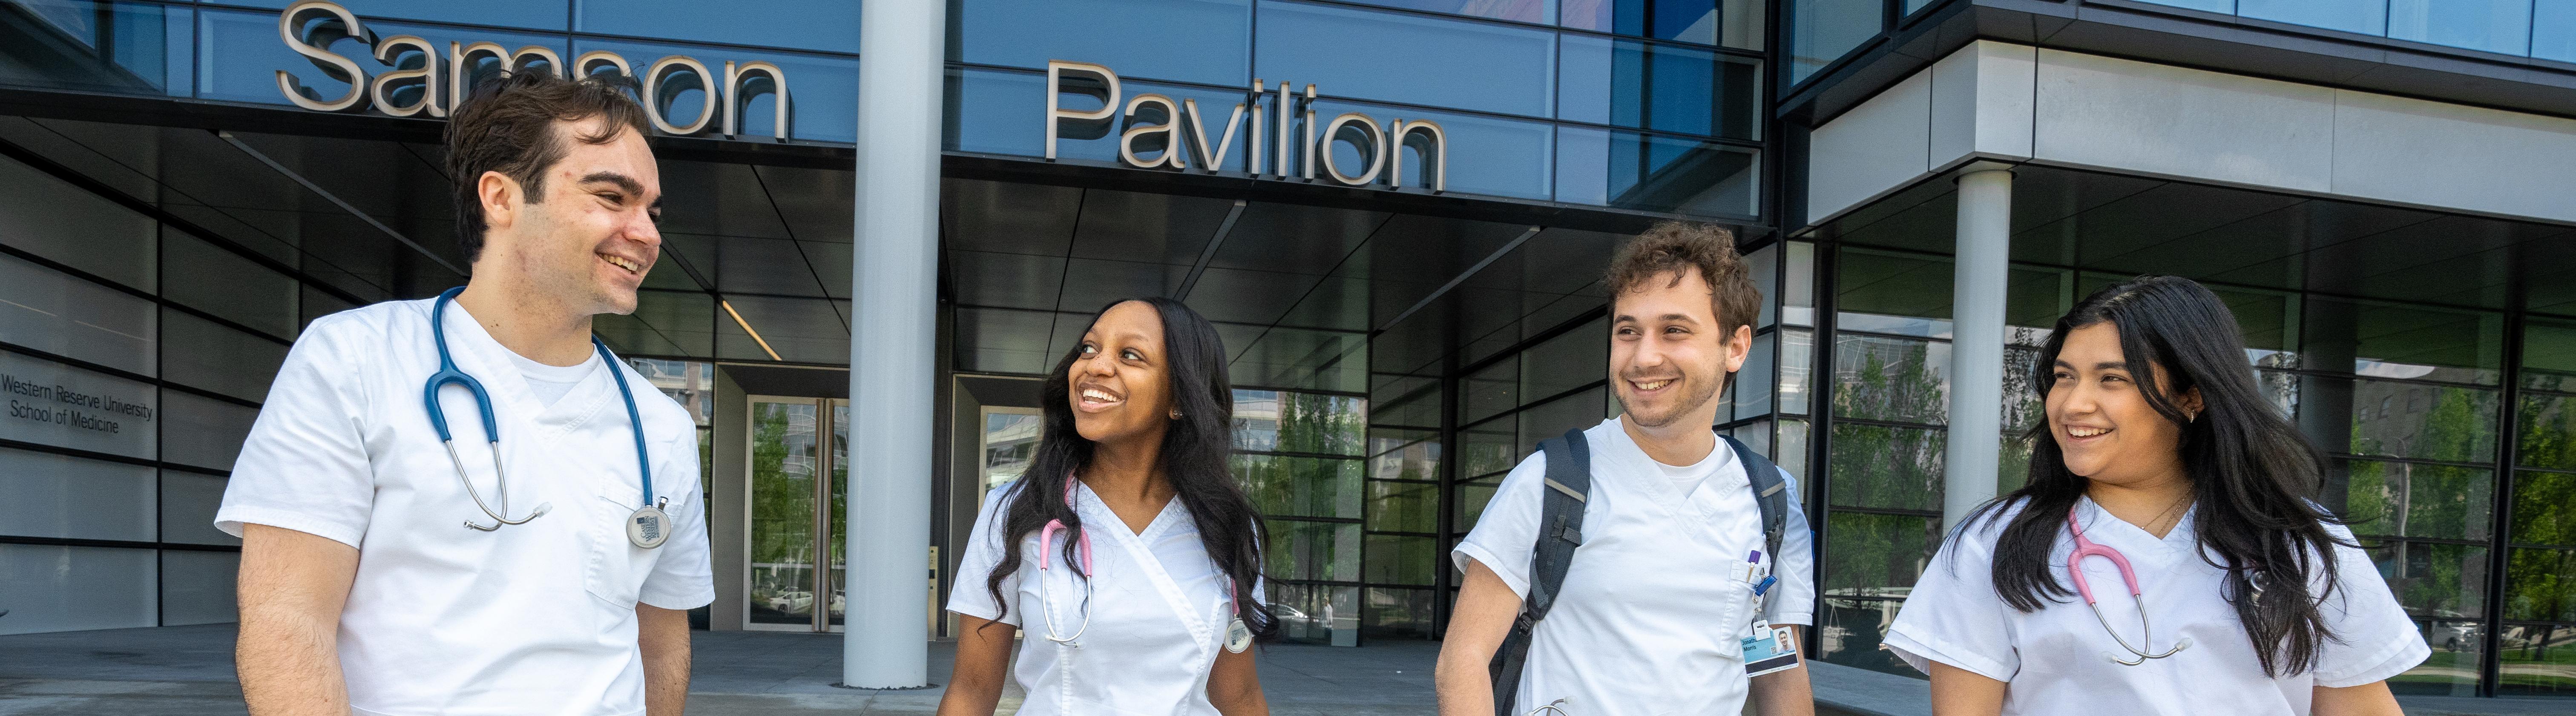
[
  {"left": 1068, "top": 301, "right": 1176, "bottom": 448},
  {"left": 1610, "top": 266, "right": 1750, "bottom": 430},
  {"left": 480, "top": 116, "right": 663, "bottom": 315},
  {"left": 2046, "top": 321, "right": 2202, "bottom": 486}
]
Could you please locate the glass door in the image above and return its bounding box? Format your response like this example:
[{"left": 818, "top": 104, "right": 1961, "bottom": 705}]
[{"left": 746, "top": 396, "right": 848, "bottom": 632}]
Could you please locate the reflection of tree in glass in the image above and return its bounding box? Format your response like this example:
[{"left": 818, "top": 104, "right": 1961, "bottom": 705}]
[
  {"left": 1830, "top": 343, "right": 1948, "bottom": 512},
  {"left": 2508, "top": 394, "right": 2576, "bottom": 668},
  {"left": 748, "top": 407, "right": 813, "bottom": 598}
]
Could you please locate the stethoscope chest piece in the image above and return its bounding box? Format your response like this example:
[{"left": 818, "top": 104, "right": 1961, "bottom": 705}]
[
  {"left": 627, "top": 499, "right": 671, "bottom": 549},
  {"left": 1224, "top": 617, "right": 1252, "bottom": 653}
]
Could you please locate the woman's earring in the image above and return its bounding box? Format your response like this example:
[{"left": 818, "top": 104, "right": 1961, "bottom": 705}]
[{"left": 1170, "top": 409, "right": 1183, "bottom": 420}]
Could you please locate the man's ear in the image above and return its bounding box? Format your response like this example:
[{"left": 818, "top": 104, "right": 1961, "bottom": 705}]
[
  {"left": 1725, "top": 322, "right": 1754, "bottom": 372},
  {"left": 477, "top": 170, "right": 522, "bottom": 231}
]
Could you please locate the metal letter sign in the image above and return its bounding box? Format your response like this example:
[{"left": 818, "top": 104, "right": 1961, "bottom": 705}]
[
  {"left": 274, "top": 1, "right": 791, "bottom": 141},
  {"left": 1044, "top": 61, "right": 1446, "bottom": 193}
]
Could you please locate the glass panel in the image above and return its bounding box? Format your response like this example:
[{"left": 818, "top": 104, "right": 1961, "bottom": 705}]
[
  {"left": 1339, "top": 0, "right": 1551, "bottom": 22},
  {"left": 1463, "top": 356, "right": 1519, "bottom": 424},
  {"left": 0, "top": 352, "right": 159, "bottom": 458},
  {"left": 1735, "top": 330, "right": 1774, "bottom": 419},
  {"left": 1837, "top": 249, "right": 1953, "bottom": 334},
  {"left": 2504, "top": 548, "right": 2576, "bottom": 622},
  {"left": 0, "top": 253, "right": 157, "bottom": 376},
  {"left": 1370, "top": 374, "right": 1443, "bottom": 429},
  {"left": 957, "top": 0, "right": 1246, "bottom": 85},
  {"left": 1366, "top": 479, "right": 1438, "bottom": 532},
  {"left": 2539, "top": 0, "right": 2576, "bottom": 63},
  {"left": 2390, "top": 0, "right": 2535, "bottom": 64},
  {"left": 2366, "top": 540, "right": 2489, "bottom": 619},
  {"left": 828, "top": 401, "right": 848, "bottom": 628},
  {"left": 1363, "top": 586, "right": 1437, "bottom": 640},
  {"left": 2497, "top": 621, "right": 2576, "bottom": 696},
  {"left": 748, "top": 400, "right": 819, "bottom": 627},
  {"left": 978, "top": 410, "right": 1042, "bottom": 493},
  {"left": 2338, "top": 459, "right": 2493, "bottom": 540},
  {"left": 1460, "top": 417, "right": 1517, "bottom": 478},
  {"left": 2002, "top": 341, "right": 2048, "bottom": 434},
  {"left": 1998, "top": 431, "right": 2034, "bottom": 494},
  {"left": 1456, "top": 475, "right": 1501, "bottom": 533},
  {"left": 0, "top": 544, "right": 155, "bottom": 635},
  {"left": 161, "top": 228, "right": 297, "bottom": 341},
  {"left": 159, "top": 470, "right": 237, "bottom": 546},
  {"left": 0, "top": 448, "right": 153, "bottom": 542},
  {"left": 2513, "top": 471, "right": 2576, "bottom": 547},
  {"left": 2333, "top": 379, "right": 2500, "bottom": 463},
  {"left": 1558, "top": 35, "right": 1760, "bottom": 139},
  {"left": 1233, "top": 389, "right": 1365, "bottom": 455},
  {"left": 1363, "top": 534, "right": 1437, "bottom": 585},
  {"left": 2133, "top": 0, "right": 2236, "bottom": 12},
  {"left": 2240, "top": 0, "right": 2389, "bottom": 35},
  {"left": 1265, "top": 519, "right": 1362, "bottom": 581},
  {"left": 160, "top": 308, "right": 288, "bottom": 403},
  {"left": 160, "top": 549, "right": 239, "bottom": 626},
  {"left": 1520, "top": 317, "right": 1606, "bottom": 405},
  {"left": 223, "top": 0, "right": 570, "bottom": 30},
  {"left": 1828, "top": 422, "right": 1945, "bottom": 511},
  {"left": 1367, "top": 433, "right": 1440, "bottom": 481},
  {"left": 1823, "top": 511, "right": 1938, "bottom": 591},
  {"left": 1518, "top": 387, "right": 1607, "bottom": 456},
  {"left": 1817, "top": 597, "right": 1909, "bottom": 673},
  {"left": 580, "top": 0, "right": 857, "bottom": 52},
  {"left": 1269, "top": 582, "right": 1360, "bottom": 645},
  {"left": 2308, "top": 298, "right": 2504, "bottom": 385},
  {"left": 1783, "top": 242, "right": 1817, "bottom": 326},
  {"left": 2523, "top": 394, "right": 2576, "bottom": 471},
  {"left": 1779, "top": 327, "right": 1814, "bottom": 415},
  {"left": 1777, "top": 418, "right": 1810, "bottom": 487},
  {"left": 160, "top": 390, "right": 253, "bottom": 471},
  {"left": 1833, "top": 334, "right": 1950, "bottom": 424},
  {"left": 1554, "top": 126, "right": 1757, "bottom": 217},
  {"left": 1788, "top": 0, "right": 1882, "bottom": 83},
  {"left": 1235, "top": 454, "right": 1365, "bottom": 519},
  {"left": 0, "top": 155, "right": 156, "bottom": 292},
  {"left": 2526, "top": 320, "right": 2576, "bottom": 393},
  {"left": 0, "top": 0, "right": 192, "bottom": 96},
  {"left": 1255, "top": 0, "right": 1556, "bottom": 118},
  {"left": 2391, "top": 617, "right": 2484, "bottom": 696}
]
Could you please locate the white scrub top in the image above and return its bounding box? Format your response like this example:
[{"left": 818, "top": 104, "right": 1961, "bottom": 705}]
[
  {"left": 1886, "top": 497, "right": 2428, "bottom": 716},
  {"left": 949, "top": 481, "right": 1255, "bottom": 716},
  {"left": 216, "top": 298, "right": 714, "bottom": 716},
  {"left": 1452, "top": 418, "right": 1817, "bottom": 716}
]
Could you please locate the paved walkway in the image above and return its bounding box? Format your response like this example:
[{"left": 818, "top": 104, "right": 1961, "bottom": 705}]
[
  {"left": 0, "top": 624, "right": 1437, "bottom": 715},
  {"left": 1, "top": 625, "right": 2563, "bottom": 715}
]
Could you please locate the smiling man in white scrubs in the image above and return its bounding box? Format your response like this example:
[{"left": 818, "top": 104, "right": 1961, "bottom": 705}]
[
  {"left": 216, "top": 69, "right": 710, "bottom": 716},
  {"left": 1436, "top": 222, "right": 1817, "bottom": 716}
]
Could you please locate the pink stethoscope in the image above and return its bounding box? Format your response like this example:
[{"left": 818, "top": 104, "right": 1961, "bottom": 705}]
[
  {"left": 1037, "top": 479, "right": 1251, "bottom": 652},
  {"left": 2067, "top": 506, "right": 2193, "bottom": 665}
]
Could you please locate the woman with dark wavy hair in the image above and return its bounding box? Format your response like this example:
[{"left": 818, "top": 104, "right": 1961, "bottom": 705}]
[
  {"left": 937, "top": 298, "right": 1275, "bottom": 716},
  {"left": 1885, "top": 276, "right": 2424, "bottom": 716}
]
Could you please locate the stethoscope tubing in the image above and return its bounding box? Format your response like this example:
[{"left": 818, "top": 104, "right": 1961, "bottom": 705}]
[
  {"left": 1034, "top": 477, "right": 1245, "bottom": 649},
  {"left": 423, "top": 287, "right": 653, "bottom": 531},
  {"left": 2065, "top": 506, "right": 2191, "bottom": 665}
]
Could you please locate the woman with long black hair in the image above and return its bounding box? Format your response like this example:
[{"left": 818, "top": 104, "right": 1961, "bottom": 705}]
[
  {"left": 937, "top": 297, "right": 1274, "bottom": 716},
  {"left": 1885, "top": 276, "right": 2424, "bottom": 716}
]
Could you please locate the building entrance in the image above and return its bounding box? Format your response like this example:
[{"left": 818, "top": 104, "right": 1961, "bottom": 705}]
[{"left": 744, "top": 395, "right": 848, "bottom": 632}]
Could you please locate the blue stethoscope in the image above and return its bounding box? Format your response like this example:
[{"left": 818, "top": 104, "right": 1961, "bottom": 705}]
[{"left": 423, "top": 287, "right": 668, "bottom": 549}]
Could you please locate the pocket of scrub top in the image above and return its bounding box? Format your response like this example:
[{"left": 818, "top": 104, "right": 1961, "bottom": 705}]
[{"left": 581, "top": 460, "right": 680, "bottom": 608}]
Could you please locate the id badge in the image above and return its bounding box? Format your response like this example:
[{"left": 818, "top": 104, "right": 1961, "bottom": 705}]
[{"left": 1741, "top": 625, "right": 1801, "bottom": 677}]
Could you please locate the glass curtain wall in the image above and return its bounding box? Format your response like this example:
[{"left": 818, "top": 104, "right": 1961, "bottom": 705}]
[
  {"left": 1808, "top": 229, "right": 2565, "bottom": 698},
  {"left": 0, "top": 145, "right": 401, "bottom": 634},
  {"left": 1366, "top": 371, "right": 1443, "bottom": 640},
  {"left": 1233, "top": 387, "right": 1368, "bottom": 645}
]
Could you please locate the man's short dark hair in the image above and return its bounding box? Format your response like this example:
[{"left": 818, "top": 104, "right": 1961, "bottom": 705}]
[
  {"left": 1603, "top": 221, "right": 1760, "bottom": 339},
  {"left": 444, "top": 70, "right": 652, "bottom": 263}
]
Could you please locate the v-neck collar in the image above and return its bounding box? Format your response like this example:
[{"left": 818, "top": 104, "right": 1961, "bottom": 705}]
[
  {"left": 2073, "top": 496, "right": 2196, "bottom": 564},
  {"left": 434, "top": 300, "right": 617, "bottom": 436},
  {"left": 1072, "top": 480, "right": 1181, "bottom": 540}
]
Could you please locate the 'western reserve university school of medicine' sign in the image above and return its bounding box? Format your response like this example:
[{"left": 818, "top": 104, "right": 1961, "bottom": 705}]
[
  {"left": 1046, "top": 61, "right": 1449, "bottom": 193},
  {"left": 271, "top": 0, "right": 790, "bottom": 140}
]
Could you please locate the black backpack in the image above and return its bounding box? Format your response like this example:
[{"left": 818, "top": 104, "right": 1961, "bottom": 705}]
[{"left": 1486, "top": 427, "right": 1792, "bottom": 716}]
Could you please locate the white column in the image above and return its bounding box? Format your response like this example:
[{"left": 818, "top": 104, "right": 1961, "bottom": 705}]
[
  {"left": 845, "top": 0, "right": 943, "bottom": 689},
  {"left": 1944, "top": 167, "right": 2012, "bottom": 531}
]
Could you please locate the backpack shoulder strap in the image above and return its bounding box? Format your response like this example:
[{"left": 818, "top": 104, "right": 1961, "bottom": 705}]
[
  {"left": 1721, "top": 434, "right": 1789, "bottom": 569},
  {"left": 1525, "top": 427, "right": 1592, "bottom": 621}
]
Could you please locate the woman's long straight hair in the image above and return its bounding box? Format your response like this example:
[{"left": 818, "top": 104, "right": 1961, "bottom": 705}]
[
  {"left": 1956, "top": 275, "right": 2348, "bottom": 677},
  {"left": 980, "top": 297, "right": 1276, "bottom": 640}
]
